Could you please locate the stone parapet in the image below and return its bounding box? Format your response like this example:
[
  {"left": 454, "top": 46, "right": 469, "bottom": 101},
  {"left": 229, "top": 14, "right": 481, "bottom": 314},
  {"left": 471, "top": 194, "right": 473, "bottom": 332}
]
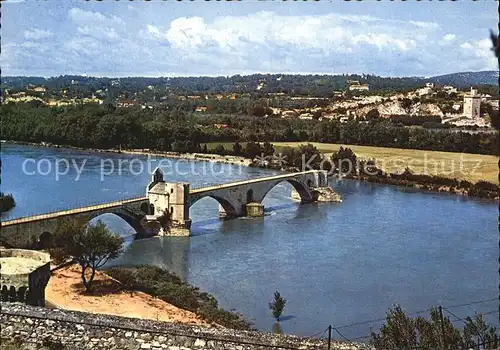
[{"left": 1, "top": 303, "right": 373, "bottom": 350}]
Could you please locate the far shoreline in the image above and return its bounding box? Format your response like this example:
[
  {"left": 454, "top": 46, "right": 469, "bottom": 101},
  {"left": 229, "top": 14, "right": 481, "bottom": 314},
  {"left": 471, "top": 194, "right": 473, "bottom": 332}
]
[
  {"left": 3, "top": 139, "right": 498, "bottom": 201},
  {"left": 2, "top": 139, "right": 253, "bottom": 167}
]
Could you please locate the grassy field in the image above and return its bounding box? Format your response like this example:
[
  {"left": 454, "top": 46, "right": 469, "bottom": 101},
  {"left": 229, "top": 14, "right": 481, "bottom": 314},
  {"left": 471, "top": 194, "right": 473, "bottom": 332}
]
[
  {"left": 273, "top": 142, "right": 498, "bottom": 184},
  {"left": 204, "top": 142, "right": 498, "bottom": 183}
]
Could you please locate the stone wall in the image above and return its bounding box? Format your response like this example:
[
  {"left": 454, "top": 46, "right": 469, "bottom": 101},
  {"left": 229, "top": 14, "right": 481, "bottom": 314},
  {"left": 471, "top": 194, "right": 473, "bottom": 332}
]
[
  {"left": 1, "top": 303, "right": 373, "bottom": 350},
  {"left": 1, "top": 250, "right": 51, "bottom": 306}
]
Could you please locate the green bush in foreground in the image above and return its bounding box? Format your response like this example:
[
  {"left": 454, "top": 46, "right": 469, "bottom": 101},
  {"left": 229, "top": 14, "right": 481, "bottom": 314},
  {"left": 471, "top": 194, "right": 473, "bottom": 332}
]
[
  {"left": 0, "top": 192, "right": 16, "bottom": 212},
  {"left": 106, "top": 265, "right": 254, "bottom": 331},
  {"left": 371, "top": 304, "right": 498, "bottom": 349}
]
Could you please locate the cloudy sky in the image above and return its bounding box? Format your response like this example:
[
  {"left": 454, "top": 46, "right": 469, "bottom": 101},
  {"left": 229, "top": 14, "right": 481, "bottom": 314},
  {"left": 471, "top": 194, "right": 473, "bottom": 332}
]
[{"left": 2, "top": 0, "right": 497, "bottom": 77}]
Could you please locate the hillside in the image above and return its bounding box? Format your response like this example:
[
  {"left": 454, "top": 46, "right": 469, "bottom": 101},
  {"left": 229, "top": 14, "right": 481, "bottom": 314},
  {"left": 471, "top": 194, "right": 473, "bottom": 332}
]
[{"left": 429, "top": 70, "right": 499, "bottom": 87}]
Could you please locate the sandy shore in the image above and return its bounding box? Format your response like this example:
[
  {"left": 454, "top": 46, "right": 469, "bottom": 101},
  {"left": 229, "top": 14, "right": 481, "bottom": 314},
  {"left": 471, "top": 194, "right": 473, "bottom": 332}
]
[
  {"left": 46, "top": 265, "right": 211, "bottom": 326},
  {"left": 4, "top": 140, "right": 252, "bottom": 167},
  {"left": 119, "top": 148, "right": 252, "bottom": 167}
]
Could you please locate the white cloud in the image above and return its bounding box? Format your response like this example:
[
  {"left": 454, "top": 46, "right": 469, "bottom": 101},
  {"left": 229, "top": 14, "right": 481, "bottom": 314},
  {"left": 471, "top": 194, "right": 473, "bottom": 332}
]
[
  {"left": 68, "top": 8, "right": 124, "bottom": 26},
  {"left": 158, "top": 12, "right": 432, "bottom": 56},
  {"left": 24, "top": 28, "right": 54, "bottom": 40},
  {"left": 460, "top": 42, "right": 473, "bottom": 50},
  {"left": 68, "top": 8, "right": 124, "bottom": 41},
  {"left": 442, "top": 34, "right": 456, "bottom": 42},
  {"left": 4, "top": 10, "right": 496, "bottom": 77}
]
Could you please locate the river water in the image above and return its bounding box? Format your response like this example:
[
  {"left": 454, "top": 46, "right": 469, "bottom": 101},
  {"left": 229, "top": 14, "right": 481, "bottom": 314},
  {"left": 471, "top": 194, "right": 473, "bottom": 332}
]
[{"left": 2, "top": 143, "right": 498, "bottom": 340}]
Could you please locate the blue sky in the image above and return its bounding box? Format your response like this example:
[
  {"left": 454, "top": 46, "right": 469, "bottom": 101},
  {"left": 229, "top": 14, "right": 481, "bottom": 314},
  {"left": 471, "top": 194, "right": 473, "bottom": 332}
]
[{"left": 2, "top": 0, "right": 498, "bottom": 77}]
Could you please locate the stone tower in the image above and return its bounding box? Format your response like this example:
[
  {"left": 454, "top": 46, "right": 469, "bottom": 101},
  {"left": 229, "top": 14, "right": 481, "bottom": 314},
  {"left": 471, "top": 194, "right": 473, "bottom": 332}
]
[
  {"left": 146, "top": 168, "right": 192, "bottom": 236},
  {"left": 463, "top": 87, "right": 481, "bottom": 119}
]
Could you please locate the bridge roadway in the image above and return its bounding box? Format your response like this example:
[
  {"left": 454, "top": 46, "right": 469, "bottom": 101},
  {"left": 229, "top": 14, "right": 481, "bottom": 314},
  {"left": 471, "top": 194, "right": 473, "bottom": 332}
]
[
  {"left": 1, "top": 197, "right": 148, "bottom": 227},
  {"left": 189, "top": 170, "right": 322, "bottom": 194}
]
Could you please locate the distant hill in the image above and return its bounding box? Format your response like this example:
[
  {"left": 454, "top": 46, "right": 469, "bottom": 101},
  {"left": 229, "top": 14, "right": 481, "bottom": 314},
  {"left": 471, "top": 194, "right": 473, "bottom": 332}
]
[
  {"left": 428, "top": 71, "right": 499, "bottom": 88},
  {"left": 2, "top": 71, "right": 496, "bottom": 97}
]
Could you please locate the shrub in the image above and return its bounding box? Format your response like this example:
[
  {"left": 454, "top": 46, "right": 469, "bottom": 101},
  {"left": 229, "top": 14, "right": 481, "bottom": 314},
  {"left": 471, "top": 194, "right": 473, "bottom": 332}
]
[
  {"left": 0, "top": 192, "right": 16, "bottom": 213},
  {"left": 106, "top": 266, "right": 254, "bottom": 330}
]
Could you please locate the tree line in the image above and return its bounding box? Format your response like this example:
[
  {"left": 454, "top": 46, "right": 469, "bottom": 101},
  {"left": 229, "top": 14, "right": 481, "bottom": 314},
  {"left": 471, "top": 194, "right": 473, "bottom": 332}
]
[{"left": 1, "top": 103, "right": 496, "bottom": 155}]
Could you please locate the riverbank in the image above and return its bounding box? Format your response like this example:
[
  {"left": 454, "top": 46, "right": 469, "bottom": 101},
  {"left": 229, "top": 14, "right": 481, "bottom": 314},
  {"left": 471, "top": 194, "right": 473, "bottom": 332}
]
[
  {"left": 355, "top": 173, "right": 499, "bottom": 200},
  {"left": 46, "top": 264, "right": 211, "bottom": 327},
  {"left": 105, "top": 265, "right": 255, "bottom": 331},
  {"left": 4, "top": 139, "right": 498, "bottom": 200},
  {"left": 262, "top": 141, "right": 499, "bottom": 184},
  {"left": 3, "top": 140, "right": 252, "bottom": 167}
]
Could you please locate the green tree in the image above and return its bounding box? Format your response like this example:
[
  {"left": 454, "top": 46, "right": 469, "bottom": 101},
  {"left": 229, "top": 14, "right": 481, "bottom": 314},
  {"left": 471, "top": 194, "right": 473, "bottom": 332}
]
[
  {"left": 297, "top": 143, "right": 324, "bottom": 170},
  {"left": 331, "top": 146, "right": 358, "bottom": 175},
  {"left": 371, "top": 305, "right": 498, "bottom": 350},
  {"left": 371, "top": 304, "right": 418, "bottom": 350},
  {"left": 214, "top": 144, "right": 226, "bottom": 155},
  {"left": 415, "top": 308, "right": 464, "bottom": 349},
  {"left": 157, "top": 209, "right": 172, "bottom": 234},
  {"left": 365, "top": 109, "right": 381, "bottom": 120},
  {"left": 67, "top": 220, "right": 124, "bottom": 292},
  {"left": 262, "top": 141, "right": 275, "bottom": 157},
  {"left": 463, "top": 313, "right": 498, "bottom": 349},
  {"left": 233, "top": 141, "right": 242, "bottom": 156},
  {"left": 269, "top": 290, "right": 287, "bottom": 321},
  {"left": 0, "top": 192, "right": 16, "bottom": 213},
  {"left": 244, "top": 141, "right": 262, "bottom": 159},
  {"left": 49, "top": 219, "right": 85, "bottom": 263}
]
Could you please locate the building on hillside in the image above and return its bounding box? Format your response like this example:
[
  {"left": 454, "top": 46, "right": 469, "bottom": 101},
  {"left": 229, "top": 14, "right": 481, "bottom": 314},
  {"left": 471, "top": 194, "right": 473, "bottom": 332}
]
[
  {"left": 347, "top": 80, "right": 369, "bottom": 91},
  {"left": 117, "top": 99, "right": 137, "bottom": 108},
  {"left": 462, "top": 88, "right": 481, "bottom": 119},
  {"left": 488, "top": 99, "right": 499, "bottom": 109},
  {"left": 443, "top": 85, "right": 457, "bottom": 94},
  {"left": 213, "top": 124, "right": 228, "bottom": 129},
  {"left": 426, "top": 83, "right": 434, "bottom": 88},
  {"left": 332, "top": 91, "right": 343, "bottom": 97},
  {"left": 10, "top": 92, "right": 26, "bottom": 98},
  {"left": 195, "top": 106, "right": 208, "bottom": 112},
  {"left": 281, "top": 110, "right": 298, "bottom": 119},
  {"left": 299, "top": 113, "right": 313, "bottom": 120}
]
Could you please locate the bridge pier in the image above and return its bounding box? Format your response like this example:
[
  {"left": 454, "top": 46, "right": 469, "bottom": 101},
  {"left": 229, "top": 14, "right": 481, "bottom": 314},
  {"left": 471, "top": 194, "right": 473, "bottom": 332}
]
[{"left": 246, "top": 202, "right": 265, "bottom": 217}]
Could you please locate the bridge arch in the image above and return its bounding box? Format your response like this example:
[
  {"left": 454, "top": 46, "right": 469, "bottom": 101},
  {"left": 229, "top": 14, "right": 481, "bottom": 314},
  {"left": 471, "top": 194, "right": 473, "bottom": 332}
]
[
  {"left": 189, "top": 195, "right": 238, "bottom": 218},
  {"left": 85, "top": 211, "right": 145, "bottom": 237},
  {"left": 258, "top": 179, "right": 313, "bottom": 203}
]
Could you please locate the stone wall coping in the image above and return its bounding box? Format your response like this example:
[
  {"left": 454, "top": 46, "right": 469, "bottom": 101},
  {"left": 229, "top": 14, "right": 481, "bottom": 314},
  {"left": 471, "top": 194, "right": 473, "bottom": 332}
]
[
  {"left": 0, "top": 249, "right": 51, "bottom": 263},
  {"left": 1, "top": 303, "right": 373, "bottom": 349}
]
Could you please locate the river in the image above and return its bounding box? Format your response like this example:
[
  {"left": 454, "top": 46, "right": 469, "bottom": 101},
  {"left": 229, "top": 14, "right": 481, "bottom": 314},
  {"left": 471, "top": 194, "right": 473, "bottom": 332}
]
[{"left": 2, "top": 142, "right": 498, "bottom": 340}]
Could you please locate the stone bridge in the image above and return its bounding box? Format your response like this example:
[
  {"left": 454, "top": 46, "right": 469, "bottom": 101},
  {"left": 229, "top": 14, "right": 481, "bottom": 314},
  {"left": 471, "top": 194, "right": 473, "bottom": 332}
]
[{"left": 1, "top": 169, "right": 330, "bottom": 247}]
